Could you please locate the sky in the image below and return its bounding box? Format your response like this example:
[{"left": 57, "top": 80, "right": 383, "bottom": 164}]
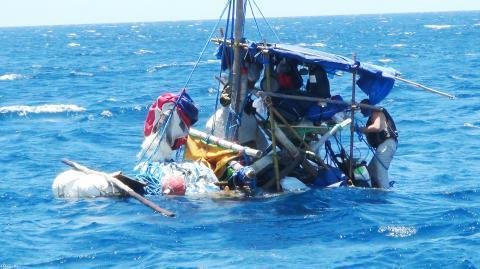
[{"left": 1, "top": 0, "right": 480, "bottom": 27}]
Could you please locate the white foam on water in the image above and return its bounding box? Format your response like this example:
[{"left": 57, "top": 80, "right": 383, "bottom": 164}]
[
  {"left": 147, "top": 64, "right": 170, "bottom": 73},
  {"left": 147, "top": 61, "right": 213, "bottom": 73},
  {"left": 100, "top": 110, "right": 113, "bottom": 117},
  {"left": 0, "top": 73, "right": 25, "bottom": 81},
  {"left": 67, "top": 42, "right": 80, "bottom": 48},
  {"left": 67, "top": 33, "right": 78, "bottom": 38},
  {"left": 424, "top": 24, "right": 452, "bottom": 30},
  {"left": 0, "top": 104, "right": 86, "bottom": 116},
  {"left": 392, "top": 44, "right": 406, "bottom": 48},
  {"left": 134, "top": 49, "right": 154, "bottom": 55},
  {"left": 378, "top": 58, "right": 393, "bottom": 63},
  {"left": 70, "top": 71, "right": 94, "bottom": 77},
  {"left": 464, "top": 122, "right": 480, "bottom": 129},
  {"left": 378, "top": 225, "right": 417, "bottom": 238}
]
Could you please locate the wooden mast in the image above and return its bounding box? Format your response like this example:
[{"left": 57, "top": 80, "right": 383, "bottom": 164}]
[{"left": 230, "top": 0, "right": 245, "bottom": 141}]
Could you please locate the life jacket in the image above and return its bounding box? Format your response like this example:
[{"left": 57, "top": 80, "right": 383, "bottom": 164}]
[
  {"left": 276, "top": 59, "right": 303, "bottom": 91},
  {"left": 277, "top": 72, "right": 303, "bottom": 90},
  {"left": 365, "top": 109, "right": 398, "bottom": 148}
]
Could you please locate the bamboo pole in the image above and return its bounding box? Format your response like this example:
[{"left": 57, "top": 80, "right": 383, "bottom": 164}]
[
  {"left": 395, "top": 76, "right": 455, "bottom": 99},
  {"left": 269, "top": 106, "right": 329, "bottom": 170},
  {"left": 62, "top": 159, "right": 175, "bottom": 217},
  {"left": 264, "top": 58, "right": 281, "bottom": 192},
  {"left": 258, "top": 91, "right": 382, "bottom": 111},
  {"left": 316, "top": 118, "right": 352, "bottom": 146},
  {"left": 349, "top": 55, "right": 357, "bottom": 183},
  {"left": 189, "top": 128, "right": 262, "bottom": 158}
]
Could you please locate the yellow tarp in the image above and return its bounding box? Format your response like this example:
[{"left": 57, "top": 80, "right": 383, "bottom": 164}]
[{"left": 184, "top": 135, "right": 239, "bottom": 178}]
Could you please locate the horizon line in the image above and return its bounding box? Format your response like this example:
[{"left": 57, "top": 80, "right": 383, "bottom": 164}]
[{"left": 1, "top": 9, "right": 479, "bottom": 29}]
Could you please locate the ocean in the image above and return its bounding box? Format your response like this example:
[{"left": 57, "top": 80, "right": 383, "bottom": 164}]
[{"left": 1, "top": 11, "right": 480, "bottom": 268}]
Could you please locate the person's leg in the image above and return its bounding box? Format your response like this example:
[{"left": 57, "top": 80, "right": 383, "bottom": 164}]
[{"left": 368, "top": 139, "right": 397, "bottom": 188}]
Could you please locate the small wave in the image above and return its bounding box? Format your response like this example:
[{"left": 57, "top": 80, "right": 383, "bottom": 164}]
[
  {"left": 310, "top": 42, "right": 326, "bottom": 47},
  {"left": 424, "top": 24, "right": 452, "bottom": 30},
  {"left": 297, "top": 42, "right": 326, "bottom": 48},
  {"left": 147, "top": 64, "right": 170, "bottom": 72},
  {"left": 392, "top": 44, "right": 406, "bottom": 48},
  {"left": 146, "top": 61, "right": 208, "bottom": 73},
  {"left": 67, "top": 42, "right": 80, "bottom": 48},
  {"left": 67, "top": 33, "right": 78, "bottom": 38},
  {"left": 464, "top": 123, "right": 480, "bottom": 129},
  {"left": 378, "top": 225, "right": 417, "bottom": 238},
  {"left": 0, "top": 73, "right": 25, "bottom": 81},
  {"left": 134, "top": 49, "right": 154, "bottom": 55},
  {"left": 378, "top": 58, "right": 393, "bottom": 63},
  {"left": 100, "top": 110, "right": 113, "bottom": 117},
  {"left": 84, "top": 29, "right": 96, "bottom": 33},
  {"left": 0, "top": 104, "right": 86, "bottom": 116},
  {"left": 69, "top": 71, "right": 94, "bottom": 77}
]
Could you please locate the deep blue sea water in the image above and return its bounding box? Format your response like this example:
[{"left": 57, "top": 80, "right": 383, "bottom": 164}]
[{"left": 1, "top": 11, "right": 480, "bottom": 268}]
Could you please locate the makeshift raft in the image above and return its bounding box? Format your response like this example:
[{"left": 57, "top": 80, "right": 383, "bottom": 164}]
[{"left": 53, "top": 0, "right": 455, "bottom": 215}]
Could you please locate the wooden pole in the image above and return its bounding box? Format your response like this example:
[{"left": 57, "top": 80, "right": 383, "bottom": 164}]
[
  {"left": 62, "top": 159, "right": 175, "bottom": 217},
  {"left": 395, "top": 76, "right": 455, "bottom": 99},
  {"left": 349, "top": 55, "right": 357, "bottom": 183}
]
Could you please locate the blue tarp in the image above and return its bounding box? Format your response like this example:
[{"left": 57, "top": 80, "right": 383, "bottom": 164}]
[
  {"left": 263, "top": 43, "right": 400, "bottom": 105},
  {"left": 216, "top": 41, "right": 400, "bottom": 104}
]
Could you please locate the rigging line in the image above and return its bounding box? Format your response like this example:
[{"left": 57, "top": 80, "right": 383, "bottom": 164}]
[
  {"left": 182, "top": 0, "right": 231, "bottom": 90},
  {"left": 250, "top": 0, "right": 281, "bottom": 43},
  {"left": 247, "top": 0, "right": 264, "bottom": 41},
  {"left": 211, "top": 0, "right": 234, "bottom": 135}
]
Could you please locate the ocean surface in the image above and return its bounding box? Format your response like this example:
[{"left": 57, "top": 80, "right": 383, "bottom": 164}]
[{"left": 1, "top": 11, "right": 480, "bottom": 268}]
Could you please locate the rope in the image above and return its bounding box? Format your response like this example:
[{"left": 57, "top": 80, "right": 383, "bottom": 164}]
[
  {"left": 211, "top": 0, "right": 234, "bottom": 136},
  {"left": 247, "top": 0, "right": 264, "bottom": 41},
  {"left": 182, "top": 0, "right": 232, "bottom": 90},
  {"left": 250, "top": 0, "right": 281, "bottom": 43}
]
